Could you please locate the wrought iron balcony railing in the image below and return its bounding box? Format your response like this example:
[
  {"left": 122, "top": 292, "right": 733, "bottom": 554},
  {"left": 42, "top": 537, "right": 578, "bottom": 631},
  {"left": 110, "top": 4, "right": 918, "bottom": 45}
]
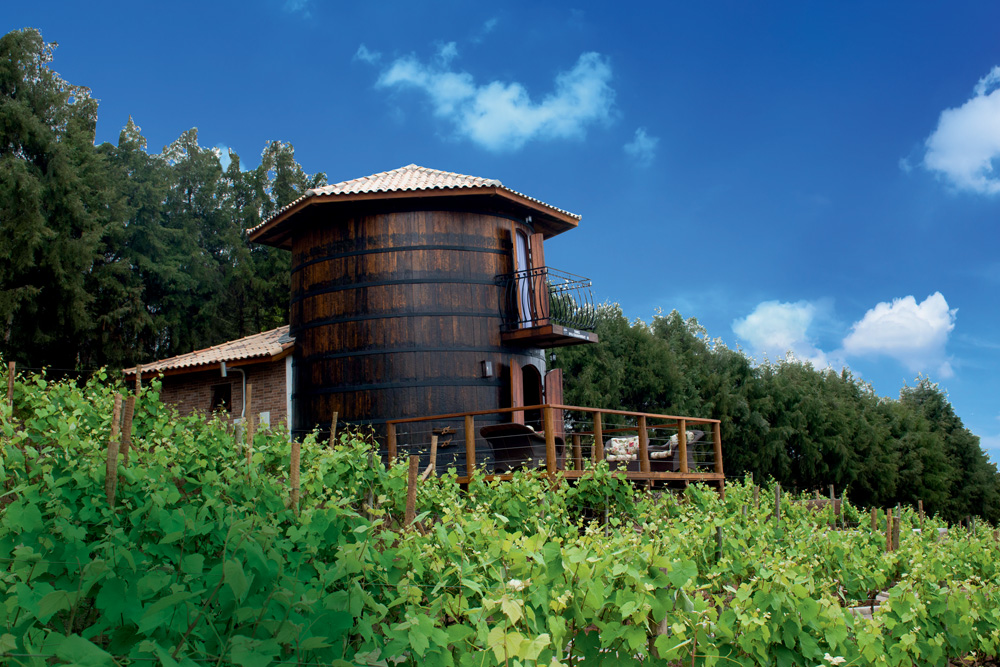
[{"left": 496, "top": 267, "right": 597, "bottom": 332}]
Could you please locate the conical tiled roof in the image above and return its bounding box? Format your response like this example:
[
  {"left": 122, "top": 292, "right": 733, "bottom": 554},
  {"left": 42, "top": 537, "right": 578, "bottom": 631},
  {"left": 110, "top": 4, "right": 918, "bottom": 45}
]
[{"left": 248, "top": 164, "right": 580, "bottom": 246}]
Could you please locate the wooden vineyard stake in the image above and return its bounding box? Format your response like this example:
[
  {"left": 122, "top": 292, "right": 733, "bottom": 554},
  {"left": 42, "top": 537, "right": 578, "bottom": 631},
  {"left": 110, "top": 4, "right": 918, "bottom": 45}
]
[
  {"left": 6, "top": 361, "right": 13, "bottom": 408},
  {"left": 387, "top": 423, "right": 397, "bottom": 463},
  {"left": 134, "top": 364, "right": 142, "bottom": 397},
  {"left": 742, "top": 505, "right": 748, "bottom": 520},
  {"left": 244, "top": 384, "right": 255, "bottom": 447},
  {"left": 774, "top": 484, "right": 781, "bottom": 524},
  {"left": 120, "top": 396, "right": 136, "bottom": 467},
  {"left": 290, "top": 440, "right": 301, "bottom": 516},
  {"left": 993, "top": 529, "right": 998, "bottom": 544},
  {"left": 829, "top": 484, "right": 836, "bottom": 528},
  {"left": 892, "top": 508, "right": 903, "bottom": 551},
  {"left": 244, "top": 385, "right": 254, "bottom": 472},
  {"left": 428, "top": 434, "right": 438, "bottom": 476},
  {"left": 753, "top": 484, "right": 760, "bottom": 510},
  {"left": 814, "top": 490, "right": 821, "bottom": 500},
  {"left": 871, "top": 507, "right": 877, "bottom": 532},
  {"left": 593, "top": 412, "right": 604, "bottom": 463},
  {"left": 405, "top": 455, "right": 419, "bottom": 527},
  {"left": 918, "top": 499, "right": 924, "bottom": 531},
  {"left": 421, "top": 435, "right": 438, "bottom": 481},
  {"left": 329, "top": 411, "right": 339, "bottom": 447},
  {"left": 365, "top": 449, "right": 375, "bottom": 520},
  {"left": 886, "top": 509, "right": 894, "bottom": 553},
  {"left": 105, "top": 394, "right": 123, "bottom": 508},
  {"left": 464, "top": 415, "right": 475, "bottom": 480}
]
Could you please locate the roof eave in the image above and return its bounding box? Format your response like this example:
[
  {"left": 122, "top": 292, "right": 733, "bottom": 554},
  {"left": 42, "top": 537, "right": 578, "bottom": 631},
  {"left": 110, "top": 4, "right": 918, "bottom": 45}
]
[
  {"left": 248, "top": 186, "right": 581, "bottom": 249},
  {"left": 123, "top": 345, "right": 294, "bottom": 380}
]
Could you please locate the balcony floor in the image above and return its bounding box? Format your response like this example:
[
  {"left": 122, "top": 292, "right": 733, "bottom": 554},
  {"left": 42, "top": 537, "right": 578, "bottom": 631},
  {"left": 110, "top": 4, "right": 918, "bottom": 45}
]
[{"left": 500, "top": 323, "right": 599, "bottom": 348}]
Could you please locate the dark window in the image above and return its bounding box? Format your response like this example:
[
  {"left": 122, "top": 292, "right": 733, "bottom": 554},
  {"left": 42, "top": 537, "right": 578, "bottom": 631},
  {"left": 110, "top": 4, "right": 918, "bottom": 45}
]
[
  {"left": 522, "top": 365, "right": 543, "bottom": 429},
  {"left": 210, "top": 383, "right": 232, "bottom": 413}
]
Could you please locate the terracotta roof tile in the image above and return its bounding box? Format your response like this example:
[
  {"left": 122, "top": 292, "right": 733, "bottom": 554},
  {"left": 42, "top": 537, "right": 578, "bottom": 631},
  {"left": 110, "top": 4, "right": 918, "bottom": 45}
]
[
  {"left": 124, "top": 326, "right": 293, "bottom": 376},
  {"left": 248, "top": 164, "right": 580, "bottom": 238}
]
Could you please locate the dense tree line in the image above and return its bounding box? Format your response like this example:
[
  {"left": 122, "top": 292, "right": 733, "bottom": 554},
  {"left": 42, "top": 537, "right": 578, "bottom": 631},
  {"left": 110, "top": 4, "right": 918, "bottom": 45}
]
[
  {"left": 554, "top": 304, "right": 1000, "bottom": 523},
  {"left": 0, "top": 28, "right": 323, "bottom": 369}
]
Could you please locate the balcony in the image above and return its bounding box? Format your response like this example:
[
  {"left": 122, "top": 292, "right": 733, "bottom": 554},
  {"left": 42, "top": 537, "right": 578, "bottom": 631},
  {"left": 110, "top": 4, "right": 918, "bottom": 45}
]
[{"left": 496, "top": 267, "right": 599, "bottom": 347}]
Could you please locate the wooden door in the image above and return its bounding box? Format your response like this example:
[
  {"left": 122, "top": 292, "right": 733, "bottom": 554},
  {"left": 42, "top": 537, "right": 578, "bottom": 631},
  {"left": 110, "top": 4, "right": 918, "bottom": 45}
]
[
  {"left": 514, "top": 230, "right": 532, "bottom": 327},
  {"left": 529, "top": 232, "right": 549, "bottom": 326},
  {"left": 510, "top": 361, "right": 524, "bottom": 425}
]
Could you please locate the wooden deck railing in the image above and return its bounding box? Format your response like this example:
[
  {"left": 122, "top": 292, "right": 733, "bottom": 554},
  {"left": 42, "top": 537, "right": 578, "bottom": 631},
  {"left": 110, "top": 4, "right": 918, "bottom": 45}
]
[{"left": 383, "top": 404, "right": 724, "bottom": 491}]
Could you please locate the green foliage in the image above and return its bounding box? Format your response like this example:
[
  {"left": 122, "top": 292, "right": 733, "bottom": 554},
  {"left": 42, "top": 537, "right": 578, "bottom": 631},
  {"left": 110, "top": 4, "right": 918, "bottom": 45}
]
[{"left": 3, "top": 368, "right": 1000, "bottom": 666}]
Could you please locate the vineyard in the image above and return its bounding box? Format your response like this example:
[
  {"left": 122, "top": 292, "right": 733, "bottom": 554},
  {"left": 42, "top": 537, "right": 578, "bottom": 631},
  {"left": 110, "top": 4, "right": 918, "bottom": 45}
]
[{"left": 2, "top": 370, "right": 1000, "bottom": 666}]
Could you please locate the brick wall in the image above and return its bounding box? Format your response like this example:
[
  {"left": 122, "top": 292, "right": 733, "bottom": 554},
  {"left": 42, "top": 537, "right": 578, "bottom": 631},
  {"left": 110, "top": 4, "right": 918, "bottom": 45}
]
[{"left": 157, "top": 359, "right": 288, "bottom": 431}]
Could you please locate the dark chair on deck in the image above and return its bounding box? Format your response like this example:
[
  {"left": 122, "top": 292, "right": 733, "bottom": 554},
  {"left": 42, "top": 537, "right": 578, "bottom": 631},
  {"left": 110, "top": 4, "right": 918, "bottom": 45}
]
[{"left": 480, "top": 423, "right": 564, "bottom": 473}]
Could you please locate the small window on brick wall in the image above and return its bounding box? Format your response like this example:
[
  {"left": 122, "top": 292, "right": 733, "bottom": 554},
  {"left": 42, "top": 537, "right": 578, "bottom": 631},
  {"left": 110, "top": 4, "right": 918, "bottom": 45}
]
[{"left": 210, "top": 383, "right": 232, "bottom": 413}]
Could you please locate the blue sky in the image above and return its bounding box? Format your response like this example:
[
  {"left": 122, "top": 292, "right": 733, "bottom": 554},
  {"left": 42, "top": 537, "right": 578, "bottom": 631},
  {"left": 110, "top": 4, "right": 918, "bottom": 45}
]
[{"left": 10, "top": 1, "right": 1000, "bottom": 461}]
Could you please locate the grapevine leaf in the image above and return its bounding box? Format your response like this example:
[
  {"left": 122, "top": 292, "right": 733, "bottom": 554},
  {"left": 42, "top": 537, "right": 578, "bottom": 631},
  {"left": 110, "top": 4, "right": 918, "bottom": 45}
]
[{"left": 54, "top": 634, "right": 115, "bottom": 667}]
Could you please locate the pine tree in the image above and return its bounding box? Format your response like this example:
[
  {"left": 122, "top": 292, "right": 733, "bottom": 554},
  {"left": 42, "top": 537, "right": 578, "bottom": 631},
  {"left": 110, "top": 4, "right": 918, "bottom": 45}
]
[{"left": 0, "top": 28, "right": 111, "bottom": 367}]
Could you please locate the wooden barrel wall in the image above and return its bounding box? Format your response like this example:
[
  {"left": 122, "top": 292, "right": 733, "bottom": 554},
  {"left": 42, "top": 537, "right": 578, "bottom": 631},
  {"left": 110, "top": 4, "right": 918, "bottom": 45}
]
[{"left": 289, "top": 208, "right": 544, "bottom": 443}]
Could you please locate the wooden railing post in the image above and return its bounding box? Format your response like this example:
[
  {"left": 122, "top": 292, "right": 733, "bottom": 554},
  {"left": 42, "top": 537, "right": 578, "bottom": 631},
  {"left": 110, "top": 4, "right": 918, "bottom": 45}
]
[
  {"left": 593, "top": 412, "right": 603, "bottom": 463},
  {"left": 712, "top": 421, "right": 724, "bottom": 475},
  {"left": 637, "top": 416, "right": 650, "bottom": 473},
  {"left": 678, "top": 419, "right": 689, "bottom": 474},
  {"left": 572, "top": 434, "right": 583, "bottom": 470},
  {"left": 387, "top": 423, "right": 397, "bottom": 463},
  {"left": 464, "top": 415, "right": 475, "bottom": 479},
  {"left": 543, "top": 406, "right": 556, "bottom": 480}
]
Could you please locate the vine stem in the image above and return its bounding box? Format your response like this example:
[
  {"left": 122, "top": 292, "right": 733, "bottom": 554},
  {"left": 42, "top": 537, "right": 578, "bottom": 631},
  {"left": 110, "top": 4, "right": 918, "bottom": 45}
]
[{"left": 171, "top": 573, "right": 225, "bottom": 660}]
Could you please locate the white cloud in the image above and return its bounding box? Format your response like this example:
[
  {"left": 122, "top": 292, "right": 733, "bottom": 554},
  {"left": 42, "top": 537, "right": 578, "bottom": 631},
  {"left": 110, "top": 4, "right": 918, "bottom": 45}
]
[
  {"left": 922, "top": 65, "right": 1000, "bottom": 194},
  {"left": 471, "top": 17, "right": 499, "bottom": 44},
  {"left": 375, "top": 50, "right": 615, "bottom": 151},
  {"left": 437, "top": 42, "right": 458, "bottom": 66},
  {"left": 732, "top": 300, "right": 830, "bottom": 368},
  {"left": 842, "top": 292, "right": 956, "bottom": 377},
  {"left": 354, "top": 44, "right": 381, "bottom": 64},
  {"left": 282, "top": 0, "right": 311, "bottom": 17},
  {"left": 624, "top": 127, "right": 659, "bottom": 166}
]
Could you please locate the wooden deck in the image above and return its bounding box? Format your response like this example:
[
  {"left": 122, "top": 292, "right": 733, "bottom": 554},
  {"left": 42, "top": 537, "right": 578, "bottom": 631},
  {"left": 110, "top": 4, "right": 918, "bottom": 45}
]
[{"left": 384, "top": 404, "right": 725, "bottom": 493}]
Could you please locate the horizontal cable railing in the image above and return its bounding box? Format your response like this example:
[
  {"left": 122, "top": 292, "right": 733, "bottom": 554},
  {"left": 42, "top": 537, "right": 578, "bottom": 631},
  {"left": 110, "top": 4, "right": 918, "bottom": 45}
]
[
  {"left": 383, "top": 404, "right": 724, "bottom": 488},
  {"left": 496, "top": 267, "right": 597, "bottom": 332}
]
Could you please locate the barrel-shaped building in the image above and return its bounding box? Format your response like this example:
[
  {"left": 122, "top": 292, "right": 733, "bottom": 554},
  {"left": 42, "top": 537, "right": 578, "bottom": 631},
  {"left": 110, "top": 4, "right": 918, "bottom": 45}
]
[{"left": 248, "top": 164, "right": 598, "bottom": 447}]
